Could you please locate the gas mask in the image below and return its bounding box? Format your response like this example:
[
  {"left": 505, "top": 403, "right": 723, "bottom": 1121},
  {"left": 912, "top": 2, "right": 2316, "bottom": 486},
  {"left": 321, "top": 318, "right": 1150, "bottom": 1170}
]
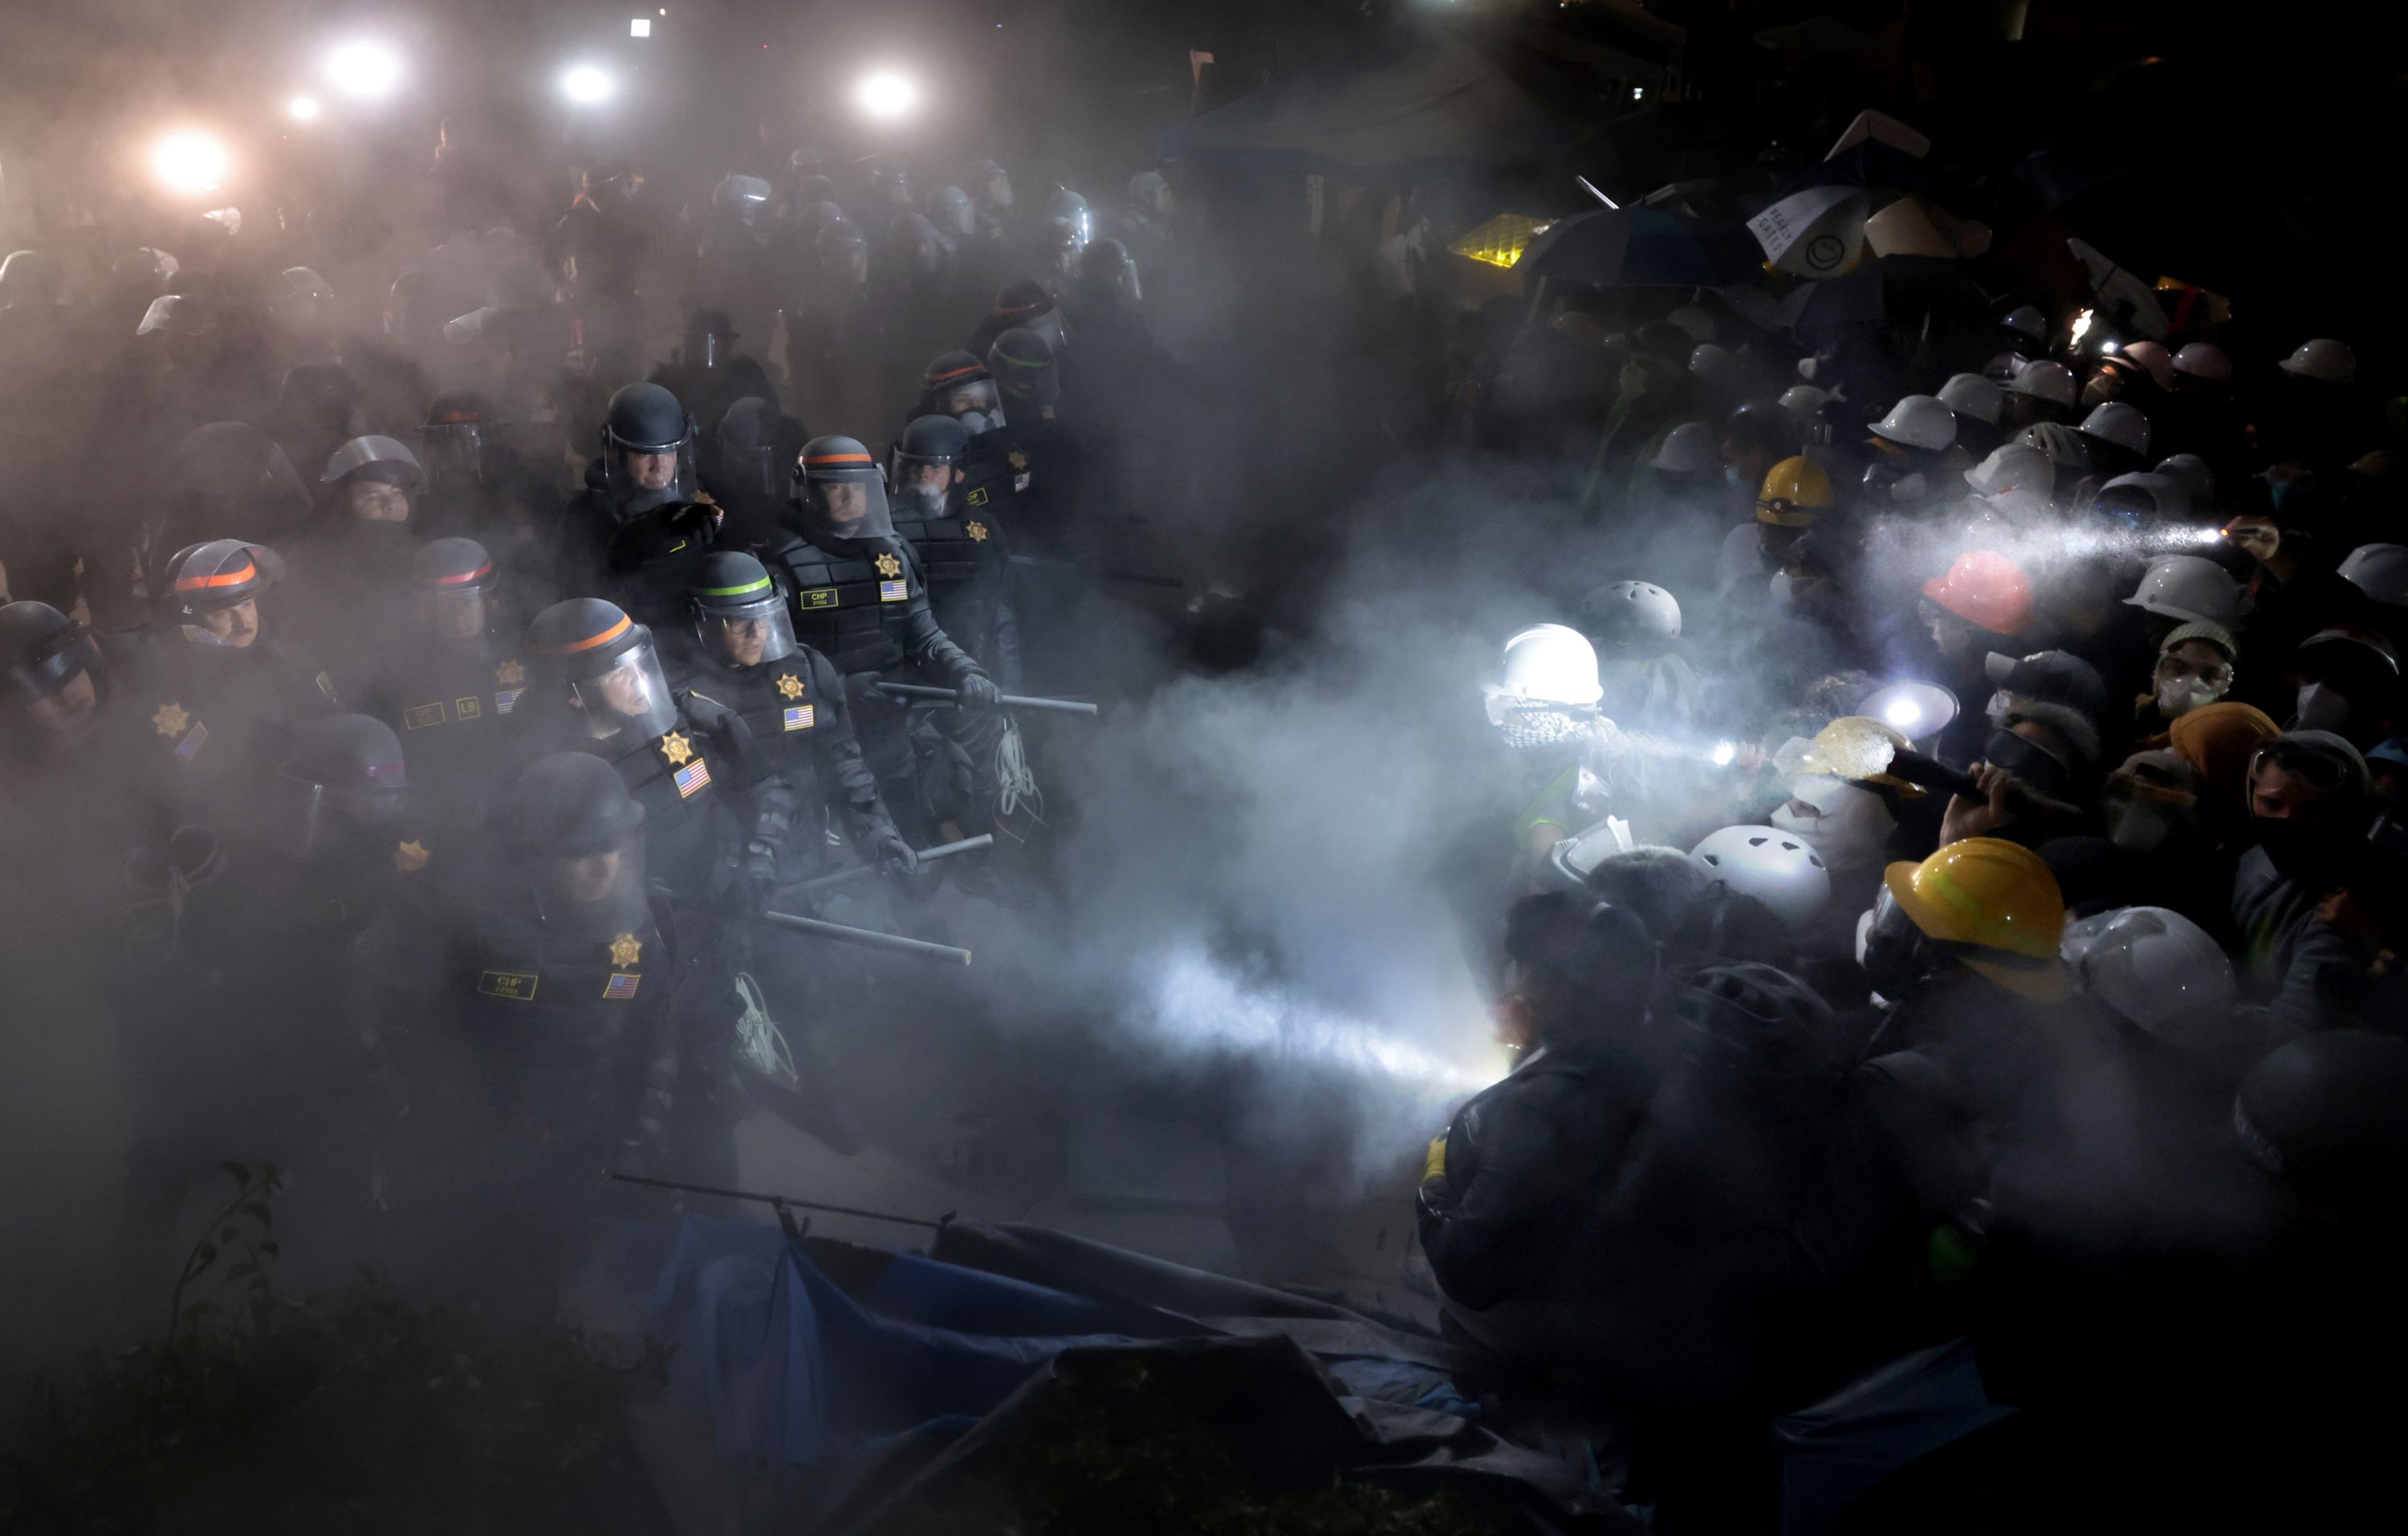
[
  {"left": 1768, "top": 775, "right": 1894, "bottom": 871},
  {"left": 2293, "top": 682, "right": 2352, "bottom": 734}
]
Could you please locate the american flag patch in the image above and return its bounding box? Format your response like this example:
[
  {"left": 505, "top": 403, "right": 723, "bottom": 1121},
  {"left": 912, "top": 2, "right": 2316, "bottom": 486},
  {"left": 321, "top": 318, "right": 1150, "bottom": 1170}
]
[
  {"left": 783, "top": 704, "right": 816, "bottom": 731},
  {"left": 175, "top": 721, "right": 209, "bottom": 761},
  {"left": 495, "top": 687, "right": 523, "bottom": 714},
  {"left": 602, "top": 972, "right": 641, "bottom": 1000},
  {"left": 878, "top": 579, "right": 908, "bottom": 603},
  {"left": 673, "top": 758, "right": 711, "bottom": 798}
]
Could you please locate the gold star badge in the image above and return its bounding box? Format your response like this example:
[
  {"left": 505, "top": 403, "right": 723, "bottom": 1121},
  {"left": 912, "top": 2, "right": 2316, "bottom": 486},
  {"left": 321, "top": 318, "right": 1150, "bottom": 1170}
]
[
  {"left": 659, "top": 730, "right": 694, "bottom": 766},
  {"left": 775, "top": 673, "right": 806, "bottom": 699},
  {"left": 495, "top": 660, "right": 526, "bottom": 688},
  {"left": 874, "top": 552, "right": 902, "bottom": 579},
  {"left": 966, "top": 520, "right": 990, "bottom": 542},
  {"left": 1008, "top": 450, "right": 1028, "bottom": 471},
  {"left": 608, "top": 931, "right": 643, "bottom": 968},
  {"left": 393, "top": 839, "right": 430, "bottom": 874},
  {"left": 153, "top": 703, "right": 189, "bottom": 738}
]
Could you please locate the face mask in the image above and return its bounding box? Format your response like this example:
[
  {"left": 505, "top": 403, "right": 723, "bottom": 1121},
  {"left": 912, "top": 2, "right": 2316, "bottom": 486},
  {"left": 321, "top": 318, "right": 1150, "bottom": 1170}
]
[
  {"left": 2156, "top": 676, "right": 2222, "bottom": 719},
  {"left": 1725, "top": 465, "right": 1747, "bottom": 489},
  {"left": 954, "top": 406, "right": 1007, "bottom": 437},
  {"left": 2102, "top": 793, "right": 2176, "bottom": 853},
  {"left": 1769, "top": 776, "right": 1893, "bottom": 871},
  {"left": 2293, "top": 682, "right": 2351, "bottom": 733},
  {"left": 1495, "top": 706, "right": 1587, "bottom": 754},
  {"left": 2254, "top": 817, "right": 2346, "bottom": 886}
]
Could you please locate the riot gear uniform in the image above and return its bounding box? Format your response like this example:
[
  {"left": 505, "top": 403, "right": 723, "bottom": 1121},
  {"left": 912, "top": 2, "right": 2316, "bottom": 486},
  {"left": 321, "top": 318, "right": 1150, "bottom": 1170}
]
[
  {"left": 677, "top": 552, "right": 913, "bottom": 882},
  {"left": 890, "top": 414, "right": 1020, "bottom": 683},
  {"left": 360, "top": 538, "right": 531, "bottom": 838},
  {"left": 557, "top": 381, "right": 701, "bottom": 597},
  {"left": 649, "top": 309, "right": 781, "bottom": 480},
  {"left": 523, "top": 597, "right": 784, "bottom": 903}
]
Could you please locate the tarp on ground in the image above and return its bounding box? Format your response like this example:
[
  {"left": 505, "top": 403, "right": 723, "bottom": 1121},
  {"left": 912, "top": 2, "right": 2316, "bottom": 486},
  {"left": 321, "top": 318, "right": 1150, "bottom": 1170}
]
[
  {"left": 1158, "top": 35, "right": 1566, "bottom": 174},
  {"left": 627, "top": 1216, "right": 1625, "bottom": 1530}
]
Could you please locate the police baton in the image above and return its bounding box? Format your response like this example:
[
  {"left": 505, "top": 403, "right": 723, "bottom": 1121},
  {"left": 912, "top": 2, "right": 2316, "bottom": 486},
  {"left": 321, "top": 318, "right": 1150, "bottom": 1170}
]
[
  {"left": 751, "top": 908, "right": 974, "bottom": 965},
  {"left": 788, "top": 833, "right": 995, "bottom": 897},
  {"left": 872, "top": 680, "right": 1100, "bottom": 717},
  {"left": 608, "top": 1170, "right": 954, "bottom": 1230}
]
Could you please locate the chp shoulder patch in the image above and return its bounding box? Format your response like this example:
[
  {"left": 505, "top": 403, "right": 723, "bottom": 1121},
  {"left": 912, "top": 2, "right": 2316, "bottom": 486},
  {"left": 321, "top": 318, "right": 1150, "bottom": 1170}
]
[{"left": 799, "top": 587, "right": 839, "bottom": 609}]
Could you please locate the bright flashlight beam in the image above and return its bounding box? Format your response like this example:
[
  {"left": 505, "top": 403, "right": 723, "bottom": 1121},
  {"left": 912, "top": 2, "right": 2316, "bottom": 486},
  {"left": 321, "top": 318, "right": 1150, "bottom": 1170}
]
[
  {"left": 151, "top": 132, "right": 231, "bottom": 197},
  {"left": 287, "top": 95, "right": 322, "bottom": 123},
  {"left": 854, "top": 70, "right": 920, "bottom": 120},
  {"left": 325, "top": 40, "right": 405, "bottom": 101},
  {"left": 1710, "top": 741, "right": 1738, "bottom": 767},
  {"left": 2069, "top": 307, "right": 2094, "bottom": 347},
  {"left": 560, "top": 65, "right": 615, "bottom": 106},
  {"left": 1883, "top": 700, "right": 1922, "bottom": 730}
]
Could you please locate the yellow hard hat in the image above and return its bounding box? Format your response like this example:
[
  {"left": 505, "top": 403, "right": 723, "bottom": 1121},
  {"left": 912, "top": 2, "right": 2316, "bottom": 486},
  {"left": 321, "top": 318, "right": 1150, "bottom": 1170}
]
[
  {"left": 1773, "top": 715, "right": 1926, "bottom": 798},
  {"left": 1757, "top": 456, "right": 1837, "bottom": 526},
  {"left": 1882, "top": 837, "right": 2068, "bottom": 1000}
]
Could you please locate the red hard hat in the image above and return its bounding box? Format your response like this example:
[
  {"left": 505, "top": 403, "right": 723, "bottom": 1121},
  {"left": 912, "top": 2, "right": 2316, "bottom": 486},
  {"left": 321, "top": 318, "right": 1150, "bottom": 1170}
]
[{"left": 1922, "top": 549, "right": 2035, "bottom": 637}]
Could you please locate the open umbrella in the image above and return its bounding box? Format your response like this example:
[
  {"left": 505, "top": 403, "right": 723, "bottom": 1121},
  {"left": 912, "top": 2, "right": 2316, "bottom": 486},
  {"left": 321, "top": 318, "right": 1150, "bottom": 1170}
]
[
  {"left": 1518, "top": 205, "right": 1760, "bottom": 288},
  {"left": 1865, "top": 197, "right": 1992, "bottom": 259},
  {"left": 1748, "top": 185, "right": 1872, "bottom": 278}
]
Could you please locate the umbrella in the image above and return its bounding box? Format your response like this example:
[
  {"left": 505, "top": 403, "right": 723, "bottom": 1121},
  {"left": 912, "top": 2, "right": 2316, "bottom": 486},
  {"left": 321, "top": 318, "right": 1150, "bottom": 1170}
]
[
  {"left": 1757, "top": 255, "right": 2007, "bottom": 336},
  {"left": 1445, "top": 212, "right": 1560, "bottom": 271},
  {"left": 1519, "top": 205, "right": 1761, "bottom": 288},
  {"left": 1748, "top": 185, "right": 1872, "bottom": 277},
  {"left": 1865, "top": 197, "right": 1992, "bottom": 260}
]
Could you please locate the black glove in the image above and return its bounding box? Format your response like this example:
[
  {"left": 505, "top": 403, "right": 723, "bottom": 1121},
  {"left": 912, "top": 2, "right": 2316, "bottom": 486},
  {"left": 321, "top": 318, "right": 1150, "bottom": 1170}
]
[
  {"left": 957, "top": 673, "right": 1001, "bottom": 711},
  {"left": 870, "top": 827, "right": 921, "bottom": 880},
  {"left": 740, "top": 838, "right": 780, "bottom": 906}
]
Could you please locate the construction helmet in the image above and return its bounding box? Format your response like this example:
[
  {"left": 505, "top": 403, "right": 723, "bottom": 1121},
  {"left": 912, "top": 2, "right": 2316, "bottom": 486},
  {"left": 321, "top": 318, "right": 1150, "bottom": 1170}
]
[
  {"left": 2171, "top": 343, "right": 2231, "bottom": 383},
  {"left": 2061, "top": 905, "right": 2238, "bottom": 1050},
  {"left": 2337, "top": 544, "right": 2408, "bottom": 609},
  {"left": 2079, "top": 400, "right": 2151, "bottom": 457},
  {"left": 1756, "top": 455, "right": 1836, "bottom": 527},
  {"left": 1648, "top": 420, "right": 1718, "bottom": 474},
  {"left": 2004, "top": 358, "right": 2078, "bottom": 409},
  {"left": 2279, "top": 338, "right": 2356, "bottom": 385},
  {"left": 1773, "top": 715, "right": 1924, "bottom": 797},
  {"left": 1938, "top": 372, "right": 2004, "bottom": 426},
  {"left": 1776, "top": 385, "right": 1829, "bottom": 425},
  {"left": 1869, "top": 394, "right": 1958, "bottom": 453},
  {"left": 1690, "top": 825, "right": 1831, "bottom": 931},
  {"left": 1881, "top": 837, "right": 2068, "bottom": 1000},
  {"left": 1922, "top": 549, "right": 2035, "bottom": 637},
  {"left": 2122, "top": 554, "right": 2242, "bottom": 627},
  {"left": 2113, "top": 340, "right": 2177, "bottom": 391},
  {"left": 1584, "top": 580, "right": 1682, "bottom": 650},
  {"left": 2154, "top": 453, "right": 2215, "bottom": 506},
  {"left": 1483, "top": 624, "right": 1601, "bottom": 716},
  {"left": 1999, "top": 304, "right": 2048, "bottom": 343}
]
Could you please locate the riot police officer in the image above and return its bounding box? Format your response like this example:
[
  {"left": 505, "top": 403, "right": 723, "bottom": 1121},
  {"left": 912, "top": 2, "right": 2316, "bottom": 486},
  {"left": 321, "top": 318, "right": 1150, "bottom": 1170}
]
[
  {"left": 890, "top": 414, "right": 1020, "bottom": 686},
  {"left": 649, "top": 308, "right": 780, "bottom": 480},
  {"left": 360, "top": 537, "right": 531, "bottom": 837},
  {"left": 523, "top": 597, "right": 785, "bottom": 903},
  {"left": 557, "top": 381, "right": 700, "bottom": 597},
  {"left": 917, "top": 349, "right": 1032, "bottom": 536},
  {"left": 675, "top": 551, "right": 916, "bottom": 882},
  {"left": 709, "top": 396, "right": 809, "bottom": 549},
  {"left": 787, "top": 218, "right": 878, "bottom": 433},
  {"left": 0, "top": 599, "right": 110, "bottom": 770},
  {"left": 123, "top": 539, "right": 341, "bottom": 834},
  {"left": 763, "top": 436, "right": 1000, "bottom": 835},
  {"left": 417, "top": 388, "right": 548, "bottom": 560}
]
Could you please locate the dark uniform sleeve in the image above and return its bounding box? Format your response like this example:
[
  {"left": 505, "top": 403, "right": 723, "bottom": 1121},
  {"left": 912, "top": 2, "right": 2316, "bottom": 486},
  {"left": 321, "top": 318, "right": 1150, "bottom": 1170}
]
[
  {"left": 681, "top": 688, "right": 800, "bottom": 884},
  {"left": 896, "top": 543, "right": 985, "bottom": 686},
  {"left": 804, "top": 650, "right": 902, "bottom": 852}
]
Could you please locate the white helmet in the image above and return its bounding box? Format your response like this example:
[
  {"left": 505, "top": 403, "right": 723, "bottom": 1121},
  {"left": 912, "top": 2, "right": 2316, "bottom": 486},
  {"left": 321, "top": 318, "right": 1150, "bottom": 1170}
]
[
  {"left": 2079, "top": 400, "right": 2150, "bottom": 457},
  {"left": 2171, "top": 342, "right": 2231, "bottom": 382},
  {"left": 2122, "top": 554, "right": 2241, "bottom": 627},
  {"left": 2093, "top": 472, "right": 2189, "bottom": 523},
  {"left": 1937, "top": 372, "right": 2004, "bottom": 426},
  {"left": 1648, "top": 420, "right": 1718, "bottom": 474},
  {"left": 1690, "top": 825, "right": 1831, "bottom": 931},
  {"left": 2000, "top": 304, "right": 2048, "bottom": 342},
  {"left": 1483, "top": 623, "right": 1601, "bottom": 719},
  {"left": 1667, "top": 304, "right": 1717, "bottom": 344},
  {"left": 2004, "top": 357, "right": 2077, "bottom": 408},
  {"left": 2279, "top": 338, "right": 2356, "bottom": 385},
  {"left": 1777, "top": 385, "right": 1829, "bottom": 423},
  {"left": 1964, "top": 442, "right": 2056, "bottom": 498},
  {"left": 2154, "top": 453, "right": 2215, "bottom": 506},
  {"left": 2112, "top": 340, "right": 2176, "bottom": 390},
  {"left": 1586, "top": 580, "right": 1682, "bottom": 647},
  {"left": 1869, "top": 393, "right": 1957, "bottom": 452},
  {"left": 2061, "top": 906, "right": 2238, "bottom": 1051},
  {"left": 2337, "top": 543, "right": 2408, "bottom": 608},
  {"left": 1687, "top": 344, "right": 1739, "bottom": 395}
]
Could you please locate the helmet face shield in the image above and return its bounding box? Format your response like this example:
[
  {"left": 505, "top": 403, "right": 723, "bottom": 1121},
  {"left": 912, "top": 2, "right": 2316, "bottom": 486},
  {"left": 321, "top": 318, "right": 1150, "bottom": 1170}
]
[
  {"left": 694, "top": 589, "right": 796, "bottom": 669},
  {"left": 941, "top": 377, "right": 1007, "bottom": 436},
  {"left": 890, "top": 447, "right": 958, "bottom": 515},
  {"left": 417, "top": 585, "right": 490, "bottom": 643},
  {"left": 566, "top": 635, "right": 679, "bottom": 741}
]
